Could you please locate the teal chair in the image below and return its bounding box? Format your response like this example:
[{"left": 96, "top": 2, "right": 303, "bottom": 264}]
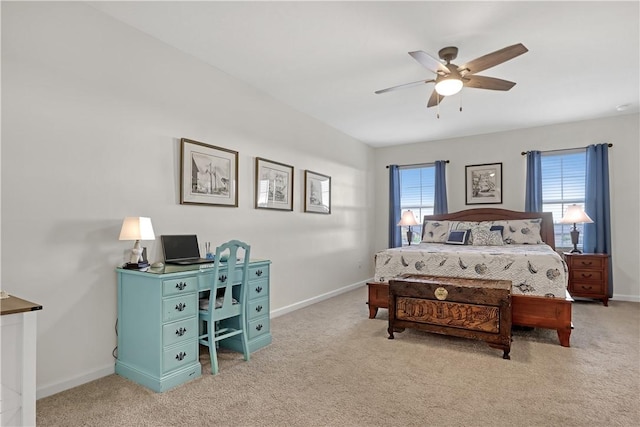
[{"left": 198, "top": 240, "right": 251, "bottom": 375}]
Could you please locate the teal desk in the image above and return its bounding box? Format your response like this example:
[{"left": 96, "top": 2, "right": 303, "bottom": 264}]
[{"left": 115, "top": 259, "right": 271, "bottom": 392}]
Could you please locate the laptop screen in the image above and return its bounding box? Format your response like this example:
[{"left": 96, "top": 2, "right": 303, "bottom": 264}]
[{"left": 161, "top": 235, "right": 201, "bottom": 262}]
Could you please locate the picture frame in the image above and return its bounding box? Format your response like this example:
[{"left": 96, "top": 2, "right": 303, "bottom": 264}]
[
  {"left": 180, "top": 138, "right": 238, "bottom": 207},
  {"left": 465, "top": 163, "right": 503, "bottom": 205},
  {"left": 255, "top": 157, "right": 294, "bottom": 211},
  {"left": 304, "top": 170, "right": 331, "bottom": 214}
]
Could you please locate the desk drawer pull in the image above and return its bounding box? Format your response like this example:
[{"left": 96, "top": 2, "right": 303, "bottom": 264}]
[
  {"left": 219, "top": 275, "right": 227, "bottom": 283},
  {"left": 175, "top": 282, "right": 187, "bottom": 291},
  {"left": 580, "top": 273, "right": 593, "bottom": 278},
  {"left": 255, "top": 305, "right": 263, "bottom": 313},
  {"left": 255, "top": 269, "right": 263, "bottom": 277},
  {"left": 175, "top": 302, "right": 186, "bottom": 312},
  {"left": 255, "top": 286, "right": 263, "bottom": 294},
  {"left": 175, "top": 351, "right": 187, "bottom": 361},
  {"left": 175, "top": 327, "right": 187, "bottom": 337},
  {"left": 255, "top": 324, "right": 263, "bottom": 332}
]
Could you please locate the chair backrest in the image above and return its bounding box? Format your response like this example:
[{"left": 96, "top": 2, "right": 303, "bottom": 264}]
[{"left": 208, "top": 240, "right": 251, "bottom": 321}]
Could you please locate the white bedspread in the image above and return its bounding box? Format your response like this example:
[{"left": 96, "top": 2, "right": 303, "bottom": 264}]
[{"left": 374, "top": 243, "right": 568, "bottom": 297}]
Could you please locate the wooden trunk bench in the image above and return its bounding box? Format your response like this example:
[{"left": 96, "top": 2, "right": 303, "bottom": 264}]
[{"left": 388, "top": 274, "right": 512, "bottom": 359}]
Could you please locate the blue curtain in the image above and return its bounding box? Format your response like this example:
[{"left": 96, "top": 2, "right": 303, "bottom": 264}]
[
  {"left": 434, "top": 160, "right": 449, "bottom": 215},
  {"left": 524, "top": 150, "right": 542, "bottom": 212},
  {"left": 388, "top": 165, "right": 401, "bottom": 248},
  {"left": 583, "top": 144, "right": 612, "bottom": 296}
]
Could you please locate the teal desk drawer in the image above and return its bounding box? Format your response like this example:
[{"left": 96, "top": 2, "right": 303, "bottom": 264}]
[
  {"left": 162, "top": 317, "right": 197, "bottom": 347},
  {"left": 248, "top": 317, "right": 270, "bottom": 340},
  {"left": 249, "top": 265, "right": 269, "bottom": 282},
  {"left": 163, "top": 277, "right": 197, "bottom": 297},
  {"left": 163, "top": 340, "right": 198, "bottom": 373},
  {"left": 163, "top": 294, "right": 197, "bottom": 322},
  {"left": 249, "top": 279, "right": 269, "bottom": 301},
  {"left": 248, "top": 297, "right": 269, "bottom": 321}
]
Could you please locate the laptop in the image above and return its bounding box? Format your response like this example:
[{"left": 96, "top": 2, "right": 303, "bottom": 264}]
[{"left": 161, "top": 235, "right": 213, "bottom": 265}]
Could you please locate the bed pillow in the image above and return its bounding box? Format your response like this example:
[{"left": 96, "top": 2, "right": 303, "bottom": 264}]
[
  {"left": 421, "top": 220, "right": 451, "bottom": 243},
  {"left": 445, "top": 229, "right": 470, "bottom": 245},
  {"left": 503, "top": 219, "right": 543, "bottom": 244},
  {"left": 449, "top": 221, "right": 480, "bottom": 244},
  {"left": 471, "top": 225, "right": 504, "bottom": 246}
]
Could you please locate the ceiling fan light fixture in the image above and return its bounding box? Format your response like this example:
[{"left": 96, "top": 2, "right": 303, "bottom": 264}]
[{"left": 435, "top": 77, "right": 463, "bottom": 96}]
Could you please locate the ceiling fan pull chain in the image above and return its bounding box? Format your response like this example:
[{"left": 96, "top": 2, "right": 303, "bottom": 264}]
[
  {"left": 459, "top": 91, "right": 463, "bottom": 112},
  {"left": 436, "top": 94, "right": 440, "bottom": 119}
]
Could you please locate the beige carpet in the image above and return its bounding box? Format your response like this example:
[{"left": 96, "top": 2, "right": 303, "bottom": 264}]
[{"left": 37, "top": 287, "right": 639, "bottom": 426}]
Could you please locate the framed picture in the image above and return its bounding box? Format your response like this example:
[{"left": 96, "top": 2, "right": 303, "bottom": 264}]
[
  {"left": 304, "top": 170, "right": 331, "bottom": 214},
  {"left": 180, "top": 138, "right": 238, "bottom": 207},
  {"left": 255, "top": 157, "right": 294, "bottom": 211},
  {"left": 465, "top": 163, "right": 503, "bottom": 205}
]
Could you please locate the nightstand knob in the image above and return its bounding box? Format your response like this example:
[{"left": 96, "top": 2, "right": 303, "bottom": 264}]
[
  {"left": 581, "top": 261, "right": 593, "bottom": 266},
  {"left": 581, "top": 273, "right": 593, "bottom": 278}
]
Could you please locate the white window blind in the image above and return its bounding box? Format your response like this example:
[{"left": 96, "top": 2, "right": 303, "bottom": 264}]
[
  {"left": 541, "top": 149, "right": 587, "bottom": 250},
  {"left": 399, "top": 164, "right": 435, "bottom": 245}
]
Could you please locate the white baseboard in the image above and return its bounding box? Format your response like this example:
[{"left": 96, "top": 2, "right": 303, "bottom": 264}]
[
  {"left": 37, "top": 363, "right": 115, "bottom": 400},
  {"left": 612, "top": 293, "right": 640, "bottom": 303},
  {"left": 270, "top": 279, "right": 370, "bottom": 319}
]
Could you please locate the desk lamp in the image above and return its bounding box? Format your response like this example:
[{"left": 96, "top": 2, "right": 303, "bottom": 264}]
[
  {"left": 559, "top": 204, "right": 593, "bottom": 253},
  {"left": 398, "top": 210, "right": 419, "bottom": 246},
  {"left": 119, "top": 216, "right": 155, "bottom": 269}
]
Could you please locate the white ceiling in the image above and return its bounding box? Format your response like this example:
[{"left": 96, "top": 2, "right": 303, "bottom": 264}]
[{"left": 88, "top": 1, "right": 639, "bottom": 147}]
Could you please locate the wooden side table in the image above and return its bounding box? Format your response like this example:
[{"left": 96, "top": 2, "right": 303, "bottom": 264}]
[{"left": 564, "top": 253, "right": 610, "bottom": 306}]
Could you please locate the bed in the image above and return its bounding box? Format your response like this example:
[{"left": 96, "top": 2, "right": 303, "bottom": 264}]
[{"left": 368, "top": 208, "right": 573, "bottom": 347}]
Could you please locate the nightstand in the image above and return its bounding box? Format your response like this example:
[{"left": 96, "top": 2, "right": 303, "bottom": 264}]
[{"left": 564, "top": 253, "right": 610, "bottom": 306}]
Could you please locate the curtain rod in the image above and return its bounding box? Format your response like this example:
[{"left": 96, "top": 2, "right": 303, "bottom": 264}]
[
  {"left": 386, "top": 160, "right": 449, "bottom": 169},
  {"left": 521, "top": 143, "right": 613, "bottom": 156}
]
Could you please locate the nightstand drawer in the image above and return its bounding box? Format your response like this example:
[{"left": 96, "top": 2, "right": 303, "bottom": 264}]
[
  {"left": 570, "top": 269, "right": 604, "bottom": 282},
  {"left": 567, "top": 256, "right": 605, "bottom": 270},
  {"left": 571, "top": 282, "right": 605, "bottom": 295}
]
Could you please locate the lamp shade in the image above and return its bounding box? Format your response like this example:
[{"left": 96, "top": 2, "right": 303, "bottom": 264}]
[
  {"left": 397, "top": 210, "right": 419, "bottom": 227},
  {"left": 119, "top": 217, "right": 155, "bottom": 241},
  {"left": 559, "top": 205, "right": 594, "bottom": 224}
]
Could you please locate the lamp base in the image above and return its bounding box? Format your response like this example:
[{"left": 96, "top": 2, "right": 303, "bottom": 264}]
[
  {"left": 124, "top": 261, "right": 150, "bottom": 270},
  {"left": 406, "top": 230, "right": 414, "bottom": 246},
  {"left": 569, "top": 248, "right": 583, "bottom": 254}
]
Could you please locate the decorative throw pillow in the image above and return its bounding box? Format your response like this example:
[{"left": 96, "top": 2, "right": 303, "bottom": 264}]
[
  {"left": 502, "top": 219, "right": 543, "bottom": 244},
  {"left": 449, "top": 221, "right": 480, "bottom": 244},
  {"left": 471, "top": 225, "right": 504, "bottom": 246},
  {"left": 446, "top": 229, "right": 470, "bottom": 245},
  {"left": 421, "top": 220, "right": 451, "bottom": 243},
  {"left": 489, "top": 225, "right": 505, "bottom": 238}
]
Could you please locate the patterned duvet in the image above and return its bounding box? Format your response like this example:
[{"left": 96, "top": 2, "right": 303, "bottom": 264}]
[{"left": 374, "top": 243, "right": 568, "bottom": 297}]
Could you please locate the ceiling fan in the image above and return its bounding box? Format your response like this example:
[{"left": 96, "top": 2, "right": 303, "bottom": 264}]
[{"left": 375, "top": 43, "right": 528, "bottom": 109}]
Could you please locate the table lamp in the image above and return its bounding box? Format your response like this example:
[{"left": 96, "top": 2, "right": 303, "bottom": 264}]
[
  {"left": 398, "top": 210, "right": 419, "bottom": 246},
  {"left": 119, "top": 216, "right": 155, "bottom": 269},
  {"left": 559, "top": 204, "right": 593, "bottom": 253}
]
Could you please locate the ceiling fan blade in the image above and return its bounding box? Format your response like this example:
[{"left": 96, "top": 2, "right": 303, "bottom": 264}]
[
  {"left": 464, "top": 75, "right": 516, "bottom": 91},
  {"left": 458, "top": 43, "right": 528, "bottom": 75},
  {"left": 375, "top": 79, "right": 435, "bottom": 94},
  {"left": 409, "top": 51, "right": 449, "bottom": 74},
  {"left": 427, "top": 90, "right": 444, "bottom": 108}
]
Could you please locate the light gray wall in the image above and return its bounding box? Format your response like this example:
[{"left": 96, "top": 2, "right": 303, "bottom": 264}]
[
  {"left": 1, "top": 2, "right": 375, "bottom": 397},
  {"left": 374, "top": 113, "right": 640, "bottom": 302}
]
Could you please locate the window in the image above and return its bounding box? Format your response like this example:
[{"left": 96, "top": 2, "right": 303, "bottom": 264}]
[
  {"left": 399, "top": 164, "right": 435, "bottom": 245},
  {"left": 541, "top": 149, "right": 587, "bottom": 250}
]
